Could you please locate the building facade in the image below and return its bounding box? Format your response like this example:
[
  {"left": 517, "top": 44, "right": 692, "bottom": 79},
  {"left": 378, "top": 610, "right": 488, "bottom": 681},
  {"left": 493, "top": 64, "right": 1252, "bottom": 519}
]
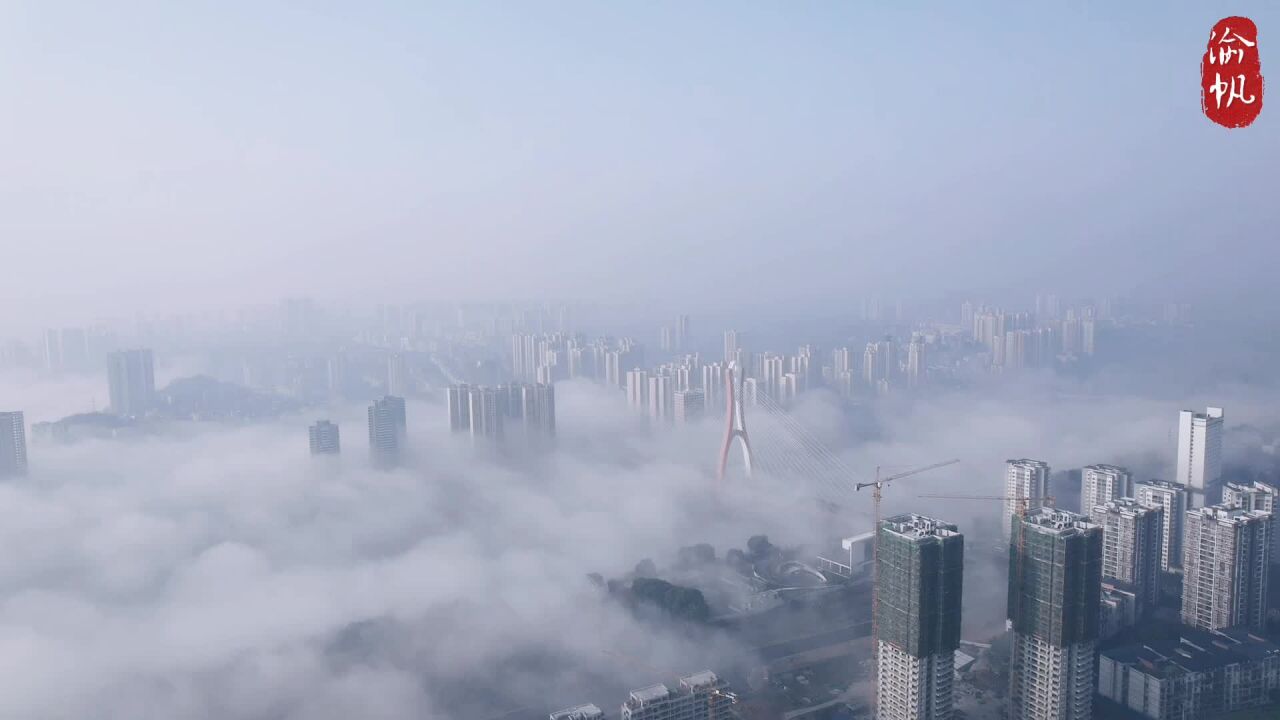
[
  {"left": 1082, "top": 464, "right": 1133, "bottom": 520},
  {"left": 1223, "top": 480, "right": 1280, "bottom": 559},
  {"left": 1135, "top": 480, "right": 1189, "bottom": 572},
  {"left": 308, "top": 419, "right": 340, "bottom": 455},
  {"left": 107, "top": 348, "right": 156, "bottom": 417},
  {"left": 1003, "top": 459, "right": 1051, "bottom": 540},
  {"left": 446, "top": 383, "right": 555, "bottom": 445},
  {"left": 1007, "top": 508, "right": 1103, "bottom": 720},
  {"left": 1181, "top": 503, "right": 1271, "bottom": 631},
  {"left": 673, "top": 389, "right": 705, "bottom": 424},
  {"left": 1094, "top": 498, "right": 1163, "bottom": 615},
  {"left": 0, "top": 411, "right": 27, "bottom": 477},
  {"left": 1098, "top": 626, "right": 1280, "bottom": 720},
  {"left": 876, "top": 514, "right": 964, "bottom": 720},
  {"left": 367, "top": 395, "right": 406, "bottom": 467}
]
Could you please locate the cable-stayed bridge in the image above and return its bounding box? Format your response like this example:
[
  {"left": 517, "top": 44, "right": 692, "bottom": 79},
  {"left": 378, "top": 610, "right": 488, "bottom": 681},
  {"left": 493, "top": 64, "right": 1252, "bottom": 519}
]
[{"left": 715, "top": 363, "right": 867, "bottom": 517}]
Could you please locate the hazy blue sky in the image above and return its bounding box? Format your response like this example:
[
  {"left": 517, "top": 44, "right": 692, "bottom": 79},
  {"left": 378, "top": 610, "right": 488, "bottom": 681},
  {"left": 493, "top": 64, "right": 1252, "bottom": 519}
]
[{"left": 2, "top": 2, "right": 1277, "bottom": 322}]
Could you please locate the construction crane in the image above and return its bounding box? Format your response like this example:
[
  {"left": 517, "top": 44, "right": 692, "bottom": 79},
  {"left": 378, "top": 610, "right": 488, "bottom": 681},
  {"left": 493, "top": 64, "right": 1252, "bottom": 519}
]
[
  {"left": 601, "top": 649, "right": 738, "bottom": 720},
  {"left": 916, "top": 493, "right": 1056, "bottom": 524},
  {"left": 855, "top": 458, "right": 960, "bottom": 718}
]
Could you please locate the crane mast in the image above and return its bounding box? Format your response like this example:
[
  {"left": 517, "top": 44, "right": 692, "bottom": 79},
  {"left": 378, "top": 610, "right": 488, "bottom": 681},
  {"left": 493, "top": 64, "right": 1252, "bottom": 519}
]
[{"left": 855, "top": 457, "right": 960, "bottom": 718}]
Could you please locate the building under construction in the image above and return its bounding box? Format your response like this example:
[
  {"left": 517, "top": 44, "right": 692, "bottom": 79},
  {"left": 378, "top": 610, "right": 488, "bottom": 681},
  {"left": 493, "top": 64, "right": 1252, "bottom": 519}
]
[
  {"left": 1007, "top": 508, "right": 1102, "bottom": 720},
  {"left": 875, "top": 513, "right": 964, "bottom": 720}
]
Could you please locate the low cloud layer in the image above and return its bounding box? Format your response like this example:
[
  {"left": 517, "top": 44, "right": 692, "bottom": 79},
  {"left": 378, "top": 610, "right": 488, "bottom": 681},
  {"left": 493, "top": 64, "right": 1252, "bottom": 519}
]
[{"left": 2, "top": 370, "right": 1279, "bottom": 718}]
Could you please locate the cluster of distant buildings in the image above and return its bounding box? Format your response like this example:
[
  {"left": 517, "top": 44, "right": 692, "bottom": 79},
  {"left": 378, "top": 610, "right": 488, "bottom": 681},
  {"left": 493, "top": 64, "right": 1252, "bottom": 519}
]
[
  {"left": 964, "top": 295, "right": 1099, "bottom": 369},
  {"left": 307, "top": 381, "right": 556, "bottom": 468},
  {"left": 1, "top": 348, "right": 156, "bottom": 473}
]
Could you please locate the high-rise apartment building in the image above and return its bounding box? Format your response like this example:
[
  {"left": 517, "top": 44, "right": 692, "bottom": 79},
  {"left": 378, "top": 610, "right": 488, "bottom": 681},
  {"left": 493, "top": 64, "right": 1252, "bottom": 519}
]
[
  {"left": 673, "top": 389, "right": 705, "bottom": 424},
  {"left": 107, "top": 349, "right": 156, "bottom": 417},
  {"left": 308, "top": 420, "right": 341, "bottom": 455},
  {"left": 467, "top": 386, "right": 502, "bottom": 440},
  {"left": 386, "top": 353, "right": 409, "bottom": 396},
  {"left": 1081, "top": 318, "right": 1096, "bottom": 356},
  {"left": 1134, "top": 479, "right": 1189, "bottom": 572},
  {"left": 511, "top": 333, "right": 539, "bottom": 382},
  {"left": 647, "top": 374, "right": 674, "bottom": 422},
  {"left": 1093, "top": 498, "right": 1163, "bottom": 615},
  {"left": 0, "top": 411, "right": 27, "bottom": 477},
  {"left": 1222, "top": 480, "right": 1280, "bottom": 559},
  {"left": 906, "top": 337, "right": 926, "bottom": 388},
  {"left": 875, "top": 514, "right": 964, "bottom": 720},
  {"left": 516, "top": 382, "right": 556, "bottom": 438},
  {"left": 1007, "top": 508, "right": 1102, "bottom": 720},
  {"left": 760, "top": 354, "right": 786, "bottom": 400},
  {"left": 675, "top": 314, "right": 690, "bottom": 351},
  {"left": 1081, "top": 464, "right": 1133, "bottom": 519},
  {"left": 722, "top": 330, "right": 739, "bottom": 364},
  {"left": 1181, "top": 503, "right": 1271, "bottom": 631},
  {"left": 42, "top": 329, "right": 61, "bottom": 370},
  {"left": 446, "top": 384, "right": 471, "bottom": 433},
  {"left": 446, "top": 383, "right": 554, "bottom": 444},
  {"left": 620, "top": 671, "right": 731, "bottom": 720},
  {"left": 701, "top": 363, "right": 724, "bottom": 414},
  {"left": 1176, "top": 406, "right": 1224, "bottom": 508},
  {"left": 658, "top": 326, "right": 674, "bottom": 353},
  {"left": 367, "top": 395, "right": 406, "bottom": 467},
  {"left": 1003, "top": 459, "right": 1051, "bottom": 540},
  {"left": 626, "top": 369, "right": 648, "bottom": 411}
]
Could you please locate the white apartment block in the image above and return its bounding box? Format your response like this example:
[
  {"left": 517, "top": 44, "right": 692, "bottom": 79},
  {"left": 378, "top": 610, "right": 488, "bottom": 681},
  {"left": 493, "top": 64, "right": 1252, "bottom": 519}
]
[{"left": 1176, "top": 406, "right": 1224, "bottom": 508}]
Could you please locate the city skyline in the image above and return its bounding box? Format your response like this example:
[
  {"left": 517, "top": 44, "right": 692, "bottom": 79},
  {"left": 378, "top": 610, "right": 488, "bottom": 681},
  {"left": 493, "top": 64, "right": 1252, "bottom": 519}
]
[{"left": 2, "top": 3, "right": 1280, "bottom": 719}]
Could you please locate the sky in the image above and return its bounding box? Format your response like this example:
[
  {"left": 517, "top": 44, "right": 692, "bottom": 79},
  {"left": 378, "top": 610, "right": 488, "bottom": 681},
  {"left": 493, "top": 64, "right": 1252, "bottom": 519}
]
[{"left": 2, "top": 2, "right": 1278, "bottom": 324}]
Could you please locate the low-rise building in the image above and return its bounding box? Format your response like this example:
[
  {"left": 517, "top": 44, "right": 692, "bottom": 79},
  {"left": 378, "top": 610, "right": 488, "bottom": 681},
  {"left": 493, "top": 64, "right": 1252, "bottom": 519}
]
[
  {"left": 1098, "top": 626, "right": 1280, "bottom": 720},
  {"left": 620, "top": 671, "right": 732, "bottom": 720}
]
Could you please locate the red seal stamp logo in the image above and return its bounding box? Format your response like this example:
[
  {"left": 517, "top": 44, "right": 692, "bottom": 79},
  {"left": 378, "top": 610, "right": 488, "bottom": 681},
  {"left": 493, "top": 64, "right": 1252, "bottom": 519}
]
[{"left": 1202, "top": 17, "right": 1263, "bottom": 128}]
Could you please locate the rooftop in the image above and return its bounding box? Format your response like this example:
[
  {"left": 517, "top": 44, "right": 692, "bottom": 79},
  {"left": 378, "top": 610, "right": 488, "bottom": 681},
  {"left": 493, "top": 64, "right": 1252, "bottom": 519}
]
[
  {"left": 881, "top": 513, "right": 961, "bottom": 540},
  {"left": 1084, "top": 463, "right": 1130, "bottom": 474},
  {"left": 1136, "top": 479, "right": 1186, "bottom": 492},
  {"left": 1102, "top": 626, "right": 1280, "bottom": 679},
  {"left": 1191, "top": 504, "right": 1271, "bottom": 525},
  {"left": 1094, "top": 498, "right": 1160, "bottom": 517},
  {"left": 1007, "top": 458, "right": 1049, "bottom": 468},
  {"left": 549, "top": 704, "right": 604, "bottom": 720},
  {"left": 680, "top": 670, "right": 721, "bottom": 690},
  {"left": 628, "top": 684, "right": 671, "bottom": 705},
  {"left": 1022, "top": 507, "right": 1099, "bottom": 534}
]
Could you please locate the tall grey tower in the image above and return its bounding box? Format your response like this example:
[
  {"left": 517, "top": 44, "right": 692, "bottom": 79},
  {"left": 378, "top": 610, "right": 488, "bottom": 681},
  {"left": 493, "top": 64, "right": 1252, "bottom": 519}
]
[
  {"left": 875, "top": 513, "right": 964, "bottom": 720},
  {"left": 367, "top": 395, "right": 406, "bottom": 467},
  {"left": 1181, "top": 503, "right": 1271, "bottom": 631},
  {"left": 1008, "top": 508, "right": 1102, "bottom": 720},
  {"left": 0, "top": 411, "right": 27, "bottom": 477},
  {"left": 107, "top": 349, "right": 156, "bottom": 417},
  {"left": 308, "top": 420, "right": 340, "bottom": 455},
  {"left": 1176, "top": 406, "right": 1224, "bottom": 508}
]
